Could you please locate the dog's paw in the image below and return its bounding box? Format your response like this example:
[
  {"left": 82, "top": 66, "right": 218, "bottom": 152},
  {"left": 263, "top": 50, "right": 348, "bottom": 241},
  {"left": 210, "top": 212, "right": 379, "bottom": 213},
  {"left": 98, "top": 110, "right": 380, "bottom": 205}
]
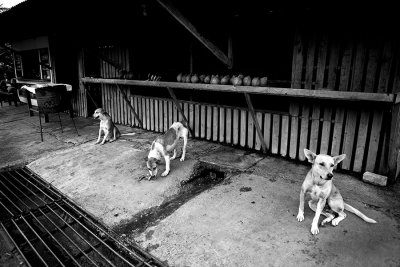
[
  {"left": 296, "top": 213, "right": 304, "bottom": 222},
  {"left": 161, "top": 171, "right": 169, "bottom": 177},
  {"left": 180, "top": 157, "right": 185, "bottom": 162},
  {"left": 331, "top": 218, "right": 340, "bottom": 226},
  {"left": 311, "top": 225, "right": 319, "bottom": 235}
]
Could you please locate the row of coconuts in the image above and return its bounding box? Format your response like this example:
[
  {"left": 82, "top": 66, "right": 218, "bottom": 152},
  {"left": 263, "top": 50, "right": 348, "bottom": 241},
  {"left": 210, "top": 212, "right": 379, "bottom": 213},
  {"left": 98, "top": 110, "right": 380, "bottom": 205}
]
[{"left": 176, "top": 73, "right": 268, "bottom": 86}]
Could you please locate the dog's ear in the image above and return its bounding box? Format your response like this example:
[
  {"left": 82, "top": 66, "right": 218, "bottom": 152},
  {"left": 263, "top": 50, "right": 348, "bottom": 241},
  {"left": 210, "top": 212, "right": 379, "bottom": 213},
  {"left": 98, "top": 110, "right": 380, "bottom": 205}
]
[
  {"left": 333, "top": 154, "right": 346, "bottom": 166},
  {"left": 304, "top": 149, "right": 316, "bottom": 163}
]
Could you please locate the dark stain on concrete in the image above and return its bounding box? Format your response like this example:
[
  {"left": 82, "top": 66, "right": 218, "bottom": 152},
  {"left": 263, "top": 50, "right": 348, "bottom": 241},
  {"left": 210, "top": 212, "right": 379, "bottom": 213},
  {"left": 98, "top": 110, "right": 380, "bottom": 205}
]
[
  {"left": 113, "top": 162, "right": 229, "bottom": 236},
  {"left": 145, "top": 230, "right": 155, "bottom": 240},
  {"left": 239, "top": 187, "right": 252, "bottom": 192}
]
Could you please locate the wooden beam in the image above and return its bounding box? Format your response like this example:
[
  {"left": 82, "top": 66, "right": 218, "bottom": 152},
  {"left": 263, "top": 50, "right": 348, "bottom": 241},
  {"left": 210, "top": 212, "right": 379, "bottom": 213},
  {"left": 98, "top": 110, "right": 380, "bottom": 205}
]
[
  {"left": 166, "top": 87, "right": 194, "bottom": 136},
  {"left": 81, "top": 77, "right": 395, "bottom": 104},
  {"left": 156, "top": 0, "right": 232, "bottom": 69},
  {"left": 116, "top": 85, "right": 143, "bottom": 128},
  {"left": 244, "top": 93, "right": 267, "bottom": 153}
]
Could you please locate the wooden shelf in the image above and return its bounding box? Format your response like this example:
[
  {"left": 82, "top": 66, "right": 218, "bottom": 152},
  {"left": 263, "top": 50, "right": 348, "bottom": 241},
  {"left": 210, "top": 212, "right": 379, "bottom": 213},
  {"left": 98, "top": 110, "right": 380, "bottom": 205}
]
[{"left": 81, "top": 77, "right": 396, "bottom": 104}]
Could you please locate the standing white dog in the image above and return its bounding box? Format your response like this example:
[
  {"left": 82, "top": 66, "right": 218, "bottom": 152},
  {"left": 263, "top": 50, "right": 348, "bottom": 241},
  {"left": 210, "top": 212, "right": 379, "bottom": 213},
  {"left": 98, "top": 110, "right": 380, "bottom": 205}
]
[{"left": 146, "top": 121, "right": 188, "bottom": 179}]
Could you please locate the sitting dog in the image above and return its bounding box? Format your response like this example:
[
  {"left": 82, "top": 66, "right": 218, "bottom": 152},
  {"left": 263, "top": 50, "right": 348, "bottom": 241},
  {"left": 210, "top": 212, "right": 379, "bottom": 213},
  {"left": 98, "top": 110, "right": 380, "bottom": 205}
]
[
  {"left": 93, "top": 108, "right": 121, "bottom": 145},
  {"left": 297, "top": 149, "right": 377, "bottom": 235},
  {"left": 146, "top": 121, "right": 188, "bottom": 179}
]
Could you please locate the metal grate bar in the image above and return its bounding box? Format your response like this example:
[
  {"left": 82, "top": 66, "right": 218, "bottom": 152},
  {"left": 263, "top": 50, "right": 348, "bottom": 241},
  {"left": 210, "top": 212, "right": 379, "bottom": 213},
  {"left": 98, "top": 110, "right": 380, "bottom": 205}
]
[
  {"left": 0, "top": 167, "right": 165, "bottom": 267},
  {"left": 0, "top": 172, "right": 95, "bottom": 266},
  {"left": 1, "top": 222, "right": 32, "bottom": 267},
  {"left": 10, "top": 219, "right": 49, "bottom": 266},
  {"left": 22, "top": 168, "right": 161, "bottom": 267},
  {"left": 5, "top": 171, "right": 109, "bottom": 266}
]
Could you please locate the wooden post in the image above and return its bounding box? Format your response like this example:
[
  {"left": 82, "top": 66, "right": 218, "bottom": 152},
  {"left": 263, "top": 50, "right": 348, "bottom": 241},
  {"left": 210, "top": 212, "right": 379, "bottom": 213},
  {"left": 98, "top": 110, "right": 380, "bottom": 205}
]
[
  {"left": 116, "top": 85, "right": 143, "bottom": 128},
  {"left": 244, "top": 93, "right": 267, "bottom": 153},
  {"left": 388, "top": 96, "right": 400, "bottom": 183},
  {"left": 167, "top": 87, "right": 194, "bottom": 136}
]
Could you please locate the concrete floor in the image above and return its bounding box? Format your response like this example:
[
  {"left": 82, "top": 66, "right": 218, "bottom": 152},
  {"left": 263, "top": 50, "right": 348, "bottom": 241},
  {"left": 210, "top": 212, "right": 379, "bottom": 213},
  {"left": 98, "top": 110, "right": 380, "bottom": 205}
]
[{"left": 1, "top": 103, "right": 400, "bottom": 267}]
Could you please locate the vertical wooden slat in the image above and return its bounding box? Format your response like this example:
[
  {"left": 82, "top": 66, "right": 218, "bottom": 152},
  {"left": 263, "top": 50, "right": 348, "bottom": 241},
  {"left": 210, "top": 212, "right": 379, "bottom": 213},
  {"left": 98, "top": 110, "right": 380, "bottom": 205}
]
[
  {"left": 326, "top": 39, "right": 340, "bottom": 90},
  {"left": 207, "top": 106, "right": 212, "bottom": 140},
  {"left": 183, "top": 102, "right": 189, "bottom": 125},
  {"left": 240, "top": 110, "right": 247, "bottom": 147},
  {"left": 200, "top": 105, "right": 206, "bottom": 138},
  {"left": 127, "top": 87, "right": 131, "bottom": 125},
  {"left": 150, "top": 98, "right": 155, "bottom": 131},
  {"left": 298, "top": 105, "right": 310, "bottom": 161},
  {"left": 189, "top": 103, "right": 194, "bottom": 137},
  {"left": 319, "top": 107, "right": 333, "bottom": 155},
  {"left": 226, "top": 108, "right": 232, "bottom": 144},
  {"left": 304, "top": 32, "right": 317, "bottom": 89},
  {"left": 195, "top": 104, "right": 200, "bottom": 138},
  {"left": 264, "top": 113, "right": 272, "bottom": 151},
  {"left": 247, "top": 111, "right": 254, "bottom": 149},
  {"left": 219, "top": 107, "right": 225, "bottom": 143},
  {"left": 155, "top": 99, "right": 159, "bottom": 132},
  {"left": 351, "top": 42, "right": 367, "bottom": 92},
  {"left": 213, "top": 106, "right": 219, "bottom": 142},
  {"left": 377, "top": 41, "right": 394, "bottom": 93},
  {"left": 141, "top": 98, "right": 146, "bottom": 130},
  {"left": 309, "top": 104, "right": 321, "bottom": 153},
  {"left": 163, "top": 100, "right": 168, "bottom": 131},
  {"left": 341, "top": 109, "right": 357, "bottom": 170},
  {"left": 255, "top": 112, "right": 263, "bottom": 151},
  {"left": 130, "top": 95, "right": 134, "bottom": 126},
  {"left": 233, "top": 108, "right": 239, "bottom": 145},
  {"left": 353, "top": 110, "right": 370, "bottom": 172},
  {"left": 289, "top": 105, "right": 299, "bottom": 159},
  {"left": 280, "top": 115, "right": 289, "bottom": 156},
  {"left": 271, "top": 114, "right": 280, "bottom": 154},
  {"left": 315, "top": 34, "right": 328, "bottom": 89},
  {"left": 331, "top": 108, "right": 345, "bottom": 156},
  {"left": 168, "top": 101, "right": 173, "bottom": 128},
  {"left": 158, "top": 100, "right": 162, "bottom": 131},
  {"left": 364, "top": 40, "right": 380, "bottom": 93}
]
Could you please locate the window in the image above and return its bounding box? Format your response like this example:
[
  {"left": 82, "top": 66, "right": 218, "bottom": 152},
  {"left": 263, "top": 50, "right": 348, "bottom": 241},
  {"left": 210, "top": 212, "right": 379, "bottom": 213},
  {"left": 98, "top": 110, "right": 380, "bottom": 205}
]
[{"left": 15, "top": 48, "right": 51, "bottom": 81}]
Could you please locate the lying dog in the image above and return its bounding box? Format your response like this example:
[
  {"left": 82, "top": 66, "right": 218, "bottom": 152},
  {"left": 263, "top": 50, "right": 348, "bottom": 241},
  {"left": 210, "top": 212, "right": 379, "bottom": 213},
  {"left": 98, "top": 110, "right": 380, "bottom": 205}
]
[
  {"left": 146, "top": 121, "right": 188, "bottom": 179},
  {"left": 93, "top": 108, "right": 121, "bottom": 145},
  {"left": 297, "top": 149, "right": 377, "bottom": 235}
]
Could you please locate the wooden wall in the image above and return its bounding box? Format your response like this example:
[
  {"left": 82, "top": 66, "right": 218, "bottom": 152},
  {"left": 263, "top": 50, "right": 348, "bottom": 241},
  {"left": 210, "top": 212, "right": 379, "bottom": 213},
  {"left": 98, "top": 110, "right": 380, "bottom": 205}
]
[
  {"left": 290, "top": 30, "right": 399, "bottom": 175},
  {"left": 77, "top": 30, "right": 398, "bottom": 178}
]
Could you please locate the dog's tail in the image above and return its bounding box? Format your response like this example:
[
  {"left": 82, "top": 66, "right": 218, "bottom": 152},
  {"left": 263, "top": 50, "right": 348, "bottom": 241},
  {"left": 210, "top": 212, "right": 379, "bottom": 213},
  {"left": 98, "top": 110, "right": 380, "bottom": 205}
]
[
  {"left": 344, "top": 203, "right": 377, "bottom": 223},
  {"left": 120, "top": 133, "right": 136, "bottom": 136}
]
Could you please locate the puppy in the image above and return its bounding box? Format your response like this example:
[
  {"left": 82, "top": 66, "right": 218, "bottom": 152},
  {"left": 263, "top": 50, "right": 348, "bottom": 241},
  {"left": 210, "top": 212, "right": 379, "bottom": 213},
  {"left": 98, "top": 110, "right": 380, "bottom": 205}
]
[
  {"left": 93, "top": 108, "right": 121, "bottom": 145},
  {"left": 297, "top": 149, "right": 377, "bottom": 235},
  {"left": 146, "top": 121, "right": 188, "bottom": 179}
]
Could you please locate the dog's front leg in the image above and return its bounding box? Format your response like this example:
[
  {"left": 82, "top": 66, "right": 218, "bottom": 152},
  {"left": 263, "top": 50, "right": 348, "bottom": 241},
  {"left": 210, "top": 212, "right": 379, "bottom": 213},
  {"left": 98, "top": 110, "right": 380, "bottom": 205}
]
[
  {"left": 95, "top": 129, "right": 102, "bottom": 144},
  {"left": 297, "top": 188, "right": 305, "bottom": 222},
  {"left": 180, "top": 135, "right": 188, "bottom": 161},
  {"left": 100, "top": 130, "right": 108, "bottom": 145},
  {"left": 161, "top": 155, "right": 170, "bottom": 176},
  {"left": 110, "top": 127, "right": 117, "bottom": 142},
  {"left": 311, "top": 198, "right": 326, "bottom": 235}
]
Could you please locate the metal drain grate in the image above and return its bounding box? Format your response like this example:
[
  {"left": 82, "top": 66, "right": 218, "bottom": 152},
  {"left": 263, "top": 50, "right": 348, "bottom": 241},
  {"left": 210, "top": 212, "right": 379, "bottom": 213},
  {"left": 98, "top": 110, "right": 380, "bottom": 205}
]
[{"left": 0, "top": 167, "right": 166, "bottom": 267}]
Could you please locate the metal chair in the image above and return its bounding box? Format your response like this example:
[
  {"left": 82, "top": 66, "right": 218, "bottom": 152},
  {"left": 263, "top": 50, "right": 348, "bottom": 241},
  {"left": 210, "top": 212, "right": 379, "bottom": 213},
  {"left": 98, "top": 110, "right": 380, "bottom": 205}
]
[{"left": 30, "top": 85, "right": 79, "bottom": 141}]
